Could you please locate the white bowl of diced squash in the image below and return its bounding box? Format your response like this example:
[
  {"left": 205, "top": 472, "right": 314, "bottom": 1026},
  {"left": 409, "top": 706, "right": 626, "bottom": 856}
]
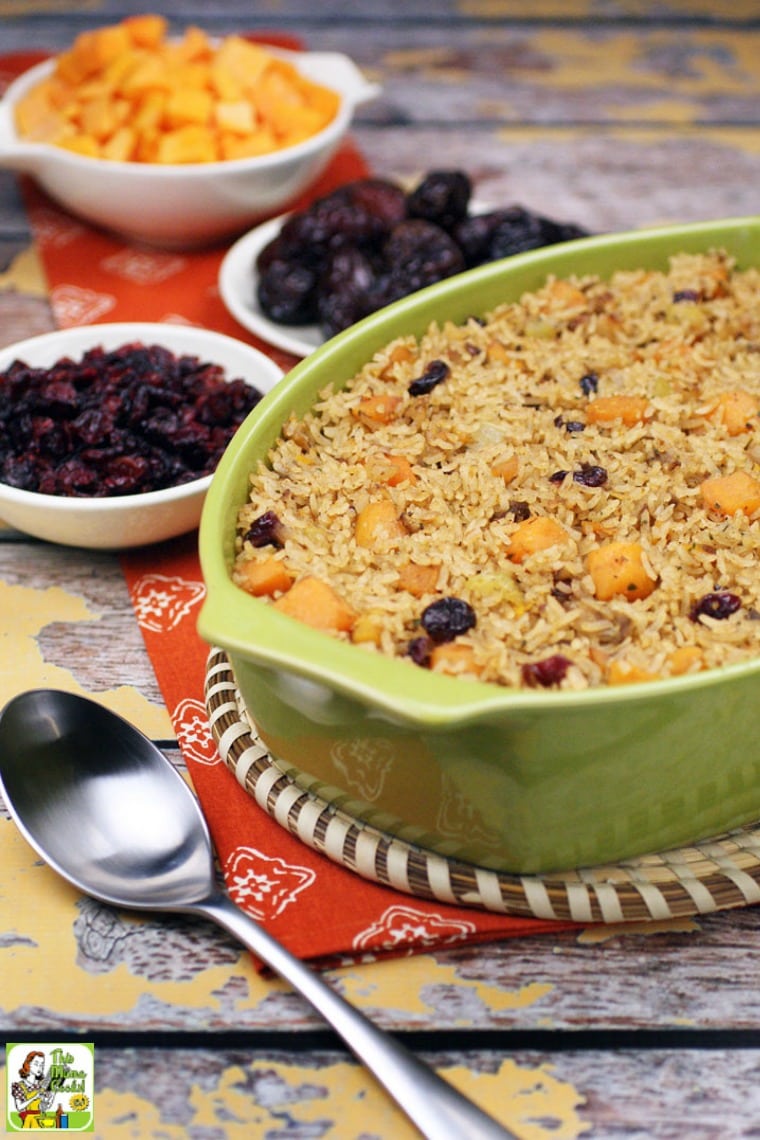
[{"left": 0, "top": 16, "right": 379, "bottom": 248}]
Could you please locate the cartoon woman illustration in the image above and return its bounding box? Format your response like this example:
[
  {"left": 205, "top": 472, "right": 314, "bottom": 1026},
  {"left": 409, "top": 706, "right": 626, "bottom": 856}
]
[{"left": 10, "top": 1051, "right": 54, "bottom": 1128}]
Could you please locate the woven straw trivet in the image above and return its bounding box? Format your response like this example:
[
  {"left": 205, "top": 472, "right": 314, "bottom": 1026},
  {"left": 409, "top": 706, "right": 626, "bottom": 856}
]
[{"left": 205, "top": 647, "right": 760, "bottom": 924}]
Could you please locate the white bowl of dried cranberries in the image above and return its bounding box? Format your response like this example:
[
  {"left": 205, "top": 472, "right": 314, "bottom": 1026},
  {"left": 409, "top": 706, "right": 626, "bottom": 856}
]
[{"left": 0, "top": 322, "right": 282, "bottom": 548}]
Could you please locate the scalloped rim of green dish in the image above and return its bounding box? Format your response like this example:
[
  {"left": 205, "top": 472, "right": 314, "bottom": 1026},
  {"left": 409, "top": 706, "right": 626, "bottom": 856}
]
[{"left": 199, "top": 215, "right": 760, "bottom": 727}]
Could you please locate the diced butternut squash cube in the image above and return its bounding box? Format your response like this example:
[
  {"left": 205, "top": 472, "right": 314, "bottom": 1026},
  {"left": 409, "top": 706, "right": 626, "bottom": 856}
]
[
  {"left": 219, "top": 129, "right": 278, "bottom": 160},
  {"left": 543, "top": 279, "right": 587, "bottom": 309},
  {"left": 351, "top": 613, "right": 384, "bottom": 646},
  {"left": 430, "top": 643, "right": 482, "bottom": 676},
  {"left": 396, "top": 562, "right": 440, "bottom": 598},
  {"left": 355, "top": 499, "right": 407, "bottom": 550},
  {"left": 490, "top": 454, "right": 519, "bottom": 482},
  {"left": 215, "top": 100, "right": 256, "bottom": 135},
  {"left": 100, "top": 125, "right": 136, "bottom": 162},
  {"left": 365, "top": 453, "right": 417, "bottom": 487},
  {"left": 586, "top": 395, "right": 651, "bottom": 426},
  {"left": 668, "top": 646, "right": 704, "bottom": 676},
  {"left": 124, "top": 14, "right": 168, "bottom": 48},
  {"left": 273, "top": 576, "right": 356, "bottom": 633},
  {"left": 701, "top": 389, "right": 758, "bottom": 436},
  {"left": 608, "top": 660, "right": 658, "bottom": 685},
  {"left": 700, "top": 470, "right": 760, "bottom": 517},
  {"left": 78, "top": 94, "right": 129, "bottom": 140},
  {"left": 238, "top": 556, "right": 293, "bottom": 598},
  {"left": 155, "top": 124, "right": 217, "bottom": 163},
  {"left": 587, "top": 541, "right": 657, "bottom": 601},
  {"left": 506, "top": 516, "right": 569, "bottom": 563},
  {"left": 56, "top": 133, "right": 100, "bottom": 157},
  {"left": 379, "top": 343, "right": 415, "bottom": 380},
  {"left": 164, "top": 87, "right": 213, "bottom": 128},
  {"left": 353, "top": 394, "right": 402, "bottom": 426}
]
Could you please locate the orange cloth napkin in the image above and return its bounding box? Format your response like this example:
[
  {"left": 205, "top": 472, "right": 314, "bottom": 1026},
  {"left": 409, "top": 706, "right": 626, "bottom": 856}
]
[{"left": 3, "top": 43, "right": 577, "bottom": 964}]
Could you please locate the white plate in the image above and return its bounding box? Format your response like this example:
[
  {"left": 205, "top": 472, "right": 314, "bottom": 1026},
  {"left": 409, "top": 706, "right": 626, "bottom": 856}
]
[
  {"left": 219, "top": 214, "right": 322, "bottom": 358},
  {"left": 219, "top": 199, "right": 496, "bottom": 358}
]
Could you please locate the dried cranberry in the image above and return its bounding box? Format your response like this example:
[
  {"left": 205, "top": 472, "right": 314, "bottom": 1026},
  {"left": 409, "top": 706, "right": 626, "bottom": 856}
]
[
  {"left": 521, "top": 654, "right": 572, "bottom": 688},
  {"left": 554, "top": 414, "right": 585, "bottom": 433},
  {"left": 573, "top": 463, "right": 608, "bottom": 487},
  {"left": 689, "top": 592, "right": 741, "bottom": 622},
  {"left": 409, "top": 359, "right": 450, "bottom": 396},
  {"left": 673, "top": 288, "right": 702, "bottom": 303},
  {"left": 420, "top": 596, "right": 476, "bottom": 643},
  {"left": 246, "top": 510, "right": 285, "bottom": 548},
  {"left": 579, "top": 372, "right": 599, "bottom": 396},
  {"left": 407, "top": 635, "right": 434, "bottom": 666},
  {"left": 0, "top": 341, "right": 262, "bottom": 498}
]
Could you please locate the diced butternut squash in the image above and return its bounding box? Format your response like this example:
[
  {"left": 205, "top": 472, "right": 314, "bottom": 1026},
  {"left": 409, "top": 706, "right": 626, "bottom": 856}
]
[
  {"left": 486, "top": 340, "right": 510, "bottom": 364},
  {"left": 586, "top": 395, "right": 651, "bottom": 426},
  {"left": 543, "top": 279, "right": 587, "bottom": 309},
  {"left": 430, "top": 643, "right": 482, "bottom": 676},
  {"left": 14, "top": 17, "right": 340, "bottom": 164},
  {"left": 351, "top": 613, "right": 384, "bottom": 646},
  {"left": 700, "top": 389, "right": 758, "bottom": 436},
  {"left": 490, "top": 453, "right": 519, "bottom": 482},
  {"left": 155, "top": 124, "right": 217, "bottom": 164},
  {"left": 587, "top": 541, "right": 657, "bottom": 601},
  {"left": 700, "top": 470, "right": 760, "bottom": 517},
  {"left": 272, "top": 576, "right": 356, "bottom": 632},
  {"left": 506, "top": 516, "right": 569, "bottom": 564},
  {"left": 668, "top": 646, "right": 703, "bottom": 676},
  {"left": 215, "top": 99, "right": 256, "bottom": 135},
  {"left": 607, "top": 660, "right": 658, "bottom": 685},
  {"left": 396, "top": 562, "right": 440, "bottom": 597},
  {"left": 164, "top": 87, "right": 213, "bottom": 128},
  {"left": 366, "top": 453, "right": 417, "bottom": 487},
  {"left": 353, "top": 394, "right": 402, "bottom": 426},
  {"left": 238, "top": 556, "right": 293, "bottom": 598},
  {"left": 355, "top": 499, "right": 407, "bottom": 550},
  {"left": 379, "top": 343, "right": 415, "bottom": 380},
  {"left": 123, "top": 14, "right": 168, "bottom": 49}
]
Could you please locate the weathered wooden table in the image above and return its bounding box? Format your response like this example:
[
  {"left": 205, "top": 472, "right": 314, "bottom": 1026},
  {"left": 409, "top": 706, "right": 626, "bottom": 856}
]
[{"left": 2, "top": 3, "right": 760, "bottom": 1137}]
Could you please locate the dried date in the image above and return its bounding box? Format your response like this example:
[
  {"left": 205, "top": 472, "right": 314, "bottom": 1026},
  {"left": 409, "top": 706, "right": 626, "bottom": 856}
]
[{"left": 255, "top": 171, "right": 590, "bottom": 340}]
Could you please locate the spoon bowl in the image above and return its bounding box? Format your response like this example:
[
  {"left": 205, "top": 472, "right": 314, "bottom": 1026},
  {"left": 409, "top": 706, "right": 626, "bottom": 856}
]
[
  {"left": 0, "top": 688, "right": 514, "bottom": 1140},
  {"left": 0, "top": 690, "right": 214, "bottom": 908}
]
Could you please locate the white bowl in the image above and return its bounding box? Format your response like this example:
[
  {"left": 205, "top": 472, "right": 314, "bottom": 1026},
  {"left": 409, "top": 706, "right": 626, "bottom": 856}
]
[
  {"left": 0, "top": 323, "right": 283, "bottom": 549},
  {"left": 0, "top": 49, "right": 379, "bottom": 248}
]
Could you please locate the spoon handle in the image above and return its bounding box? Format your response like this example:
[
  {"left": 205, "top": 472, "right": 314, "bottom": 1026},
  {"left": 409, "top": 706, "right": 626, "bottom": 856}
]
[{"left": 198, "top": 891, "right": 517, "bottom": 1140}]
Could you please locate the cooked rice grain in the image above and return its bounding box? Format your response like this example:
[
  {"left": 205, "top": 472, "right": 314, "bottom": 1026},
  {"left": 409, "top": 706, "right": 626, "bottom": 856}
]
[{"left": 233, "top": 250, "right": 760, "bottom": 690}]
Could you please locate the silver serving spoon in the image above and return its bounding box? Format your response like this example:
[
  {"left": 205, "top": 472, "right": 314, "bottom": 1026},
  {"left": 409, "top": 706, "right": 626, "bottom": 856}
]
[{"left": 0, "top": 689, "right": 517, "bottom": 1140}]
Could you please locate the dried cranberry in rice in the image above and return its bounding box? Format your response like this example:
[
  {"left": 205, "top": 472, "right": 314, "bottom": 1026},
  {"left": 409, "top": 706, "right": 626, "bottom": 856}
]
[
  {"left": 573, "top": 463, "right": 608, "bottom": 487},
  {"left": 689, "top": 592, "right": 742, "bottom": 622},
  {"left": 407, "top": 635, "right": 434, "bottom": 666},
  {"left": 420, "top": 597, "right": 476, "bottom": 643},
  {"left": 245, "top": 510, "right": 285, "bottom": 548},
  {"left": 408, "top": 359, "right": 450, "bottom": 396},
  {"left": 521, "top": 655, "right": 572, "bottom": 688}
]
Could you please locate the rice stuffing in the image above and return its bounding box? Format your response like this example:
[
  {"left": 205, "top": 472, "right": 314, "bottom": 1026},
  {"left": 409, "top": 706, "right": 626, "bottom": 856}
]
[{"left": 232, "top": 249, "right": 760, "bottom": 690}]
